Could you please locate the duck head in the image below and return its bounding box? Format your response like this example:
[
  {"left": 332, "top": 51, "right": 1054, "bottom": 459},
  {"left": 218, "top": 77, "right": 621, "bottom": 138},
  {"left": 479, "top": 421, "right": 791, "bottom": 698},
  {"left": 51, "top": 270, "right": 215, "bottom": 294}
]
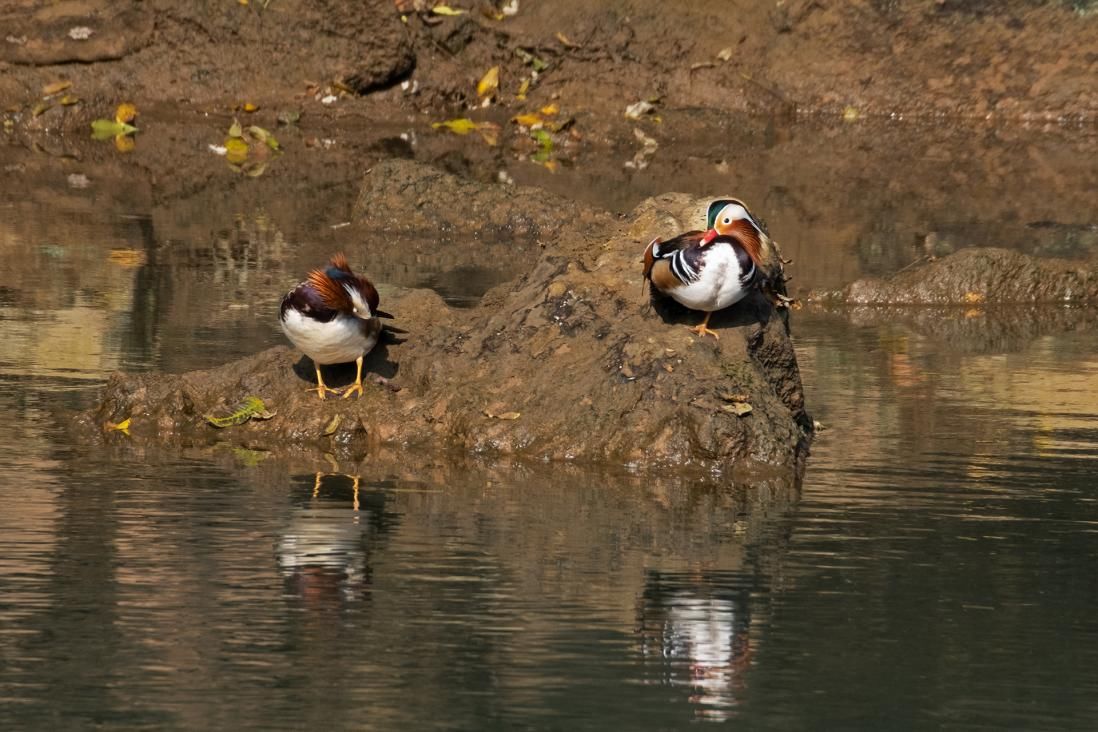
[
  {"left": 307, "top": 253, "right": 393, "bottom": 319},
  {"left": 701, "top": 198, "right": 765, "bottom": 265}
]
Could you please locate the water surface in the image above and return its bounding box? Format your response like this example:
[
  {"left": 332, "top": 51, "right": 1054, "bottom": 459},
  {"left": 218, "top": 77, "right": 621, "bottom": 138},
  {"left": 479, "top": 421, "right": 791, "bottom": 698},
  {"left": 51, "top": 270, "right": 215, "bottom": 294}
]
[{"left": 3, "top": 118, "right": 1098, "bottom": 729}]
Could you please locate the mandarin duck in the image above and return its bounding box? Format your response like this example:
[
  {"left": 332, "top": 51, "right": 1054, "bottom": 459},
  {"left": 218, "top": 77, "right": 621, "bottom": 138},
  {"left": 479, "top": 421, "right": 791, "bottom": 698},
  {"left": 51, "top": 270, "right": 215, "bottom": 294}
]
[
  {"left": 642, "top": 198, "right": 790, "bottom": 339},
  {"left": 279, "top": 253, "right": 392, "bottom": 399}
]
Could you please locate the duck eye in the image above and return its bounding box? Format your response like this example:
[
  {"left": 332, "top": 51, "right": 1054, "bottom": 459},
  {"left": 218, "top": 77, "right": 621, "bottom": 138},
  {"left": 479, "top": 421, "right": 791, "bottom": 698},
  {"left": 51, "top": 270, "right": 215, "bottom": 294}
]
[{"left": 723, "top": 217, "right": 731, "bottom": 225}]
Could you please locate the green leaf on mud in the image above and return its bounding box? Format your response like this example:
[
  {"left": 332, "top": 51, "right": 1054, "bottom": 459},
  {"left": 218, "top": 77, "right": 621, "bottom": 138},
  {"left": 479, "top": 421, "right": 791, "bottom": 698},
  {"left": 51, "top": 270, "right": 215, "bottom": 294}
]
[
  {"left": 231, "top": 447, "right": 269, "bottom": 467},
  {"left": 228, "top": 118, "right": 243, "bottom": 138},
  {"left": 514, "top": 48, "right": 548, "bottom": 72},
  {"left": 431, "top": 5, "right": 466, "bottom": 15},
  {"left": 204, "top": 396, "right": 276, "bottom": 428},
  {"left": 247, "top": 125, "right": 280, "bottom": 150},
  {"left": 90, "top": 119, "right": 138, "bottom": 139},
  {"left": 530, "top": 129, "right": 553, "bottom": 162}
]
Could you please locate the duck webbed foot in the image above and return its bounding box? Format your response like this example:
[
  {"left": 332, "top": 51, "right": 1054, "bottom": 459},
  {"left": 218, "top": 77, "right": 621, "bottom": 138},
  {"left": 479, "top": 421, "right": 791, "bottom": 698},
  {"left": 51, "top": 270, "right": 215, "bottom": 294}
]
[{"left": 688, "top": 312, "right": 720, "bottom": 340}]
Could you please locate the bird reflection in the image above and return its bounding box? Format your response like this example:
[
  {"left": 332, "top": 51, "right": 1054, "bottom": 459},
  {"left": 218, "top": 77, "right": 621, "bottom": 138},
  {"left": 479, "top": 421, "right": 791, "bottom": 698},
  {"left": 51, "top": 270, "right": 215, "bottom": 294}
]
[
  {"left": 637, "top": 571, "right": 755, "bottom": 721},
  {"left": 277, "top": 471, "right": 398, "bottom": 611}
]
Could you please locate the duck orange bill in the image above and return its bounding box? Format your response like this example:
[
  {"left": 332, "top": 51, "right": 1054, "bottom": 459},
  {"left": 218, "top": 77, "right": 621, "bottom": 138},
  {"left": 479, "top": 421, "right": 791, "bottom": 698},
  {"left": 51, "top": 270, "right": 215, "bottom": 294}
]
[
  {"left": 700, "top": 228, "right": 719, "bottom": 246},
  {"left": 375, "top": 309, "right": 395, "bottom": 319}
]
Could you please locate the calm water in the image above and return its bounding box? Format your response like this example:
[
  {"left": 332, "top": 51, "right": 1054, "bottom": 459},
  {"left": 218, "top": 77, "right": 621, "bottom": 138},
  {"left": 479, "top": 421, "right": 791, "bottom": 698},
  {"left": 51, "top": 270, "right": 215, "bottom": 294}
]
[{"left": 3, "top": 119, "right": 1098, "bottom": 729}]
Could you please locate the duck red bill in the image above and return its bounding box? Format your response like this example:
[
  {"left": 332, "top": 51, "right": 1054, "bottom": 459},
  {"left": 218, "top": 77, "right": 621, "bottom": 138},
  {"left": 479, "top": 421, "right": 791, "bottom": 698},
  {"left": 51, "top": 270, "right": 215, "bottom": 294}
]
[{"left": 700, "top": 228, "right": 719, "bottom": 246}]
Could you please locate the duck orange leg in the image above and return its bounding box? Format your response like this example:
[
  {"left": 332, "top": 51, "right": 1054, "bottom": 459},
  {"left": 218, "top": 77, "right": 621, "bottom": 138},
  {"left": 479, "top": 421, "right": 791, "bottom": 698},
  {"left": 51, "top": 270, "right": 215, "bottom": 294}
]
[
  {"left": 341, "top": 356, "right": 364, "bottom": 399},
  {"left": 312, "top": 364, "right": 342, "bottom": 400},
  {"left": 688, "top": 312, "right": 720, "bottom": 340}
]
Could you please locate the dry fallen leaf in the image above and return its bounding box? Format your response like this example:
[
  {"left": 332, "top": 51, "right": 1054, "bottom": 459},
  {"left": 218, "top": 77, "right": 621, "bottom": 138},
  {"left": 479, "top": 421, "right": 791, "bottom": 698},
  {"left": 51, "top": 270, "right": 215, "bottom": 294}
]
[
  {"left": 105, "top": 417, "right": 132, "bottom": 434},
  {"left": 555, "top": 32, "right": 578, "bottom": 48},
  {"left": 722, "top": 402, "right": 753, "bottom": 417},
  {"left": 511, "top": 113, "right": 543, "bottom": 127},
  {"left": 323, "top": 415, "right": 342, "bottom": 435},
  {"left": 496, "top": 411, "right": 521, "bottom": 420},
  {"left": 432, "top": 117, "right": 479, "bottom": 134},
  {"left": 716, "top": 46, "right": 733, "bottom": 62},
  {"left": 42, "top": 80, "right": 72, "bottom": 96},
  {"left": 225, "top": 137, "right": 250, "bottom": 164},
  {"left": 477, "top": 66, "right": 500, "bottom": 98},
  {"left": 115, "top": 102, "right": 137, "bottom": 124}
]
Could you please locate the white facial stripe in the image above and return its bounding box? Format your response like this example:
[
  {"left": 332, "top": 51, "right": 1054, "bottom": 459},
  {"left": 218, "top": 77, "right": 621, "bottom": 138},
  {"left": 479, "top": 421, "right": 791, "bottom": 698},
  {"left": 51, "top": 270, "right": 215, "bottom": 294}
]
[
  {"left": 344, "top": 283, "right": 371, "bottom": 317},
  {"left": 720, "top": 203, "right": 750, "bottom": 224}
]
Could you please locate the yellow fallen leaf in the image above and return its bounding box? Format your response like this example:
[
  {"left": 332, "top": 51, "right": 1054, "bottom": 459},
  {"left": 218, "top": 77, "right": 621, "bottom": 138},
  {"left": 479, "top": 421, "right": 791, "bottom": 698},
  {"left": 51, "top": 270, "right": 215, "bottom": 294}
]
[
  {"left": 511, "top": 113, "right": 543, "bottom": 127},
  {"left": 323, "top": 415, "right": 342, "bottom": 435},
  {"left": 42, "top": 80, "right": 72, "bottom": 96},
  {"left": 32, "top": 101, "right": 54, "bottom": 118},
  {"left": 539, "top": 102, "right": 559, "bottom": 116},
  {"left": 555, "top": 32, "right": 578, "bottom": 48},
  {"left": 842, "top": 106, "right": 860, "bottom": 122},
  {"left": 105, "top": 417, "right": 132, "bottom": 433},
  {"left": 962, "top": 291, "right": 985, "bottom": 304},
  {"left": 228, "top": 118, "right": 243, "bottom": 138},
  {"left": 432, "top": 5, "right": 466, "bottom": 15},
  {"left": 242, "top": 102, "right": 258, "bottom": 113},
  {"left": 432, "top": 117, "right": 479, "bottom": 135},
  {"left": 114, "top": 134, "right": 135, "bottom": 153},
  {"left": 477, "top": 66, "right": 500, "bottom": 98},
  {"left": 115, "top": 102, "right": 137, "bottom": 124},
  {"left": 225, "top": 136, "right": 250, "bottom": 164},
  {"left": 516, "top": 78, "right": 530, "bottom": 100},
  {"left": 59, "top": 94, "right": 80, "bottom": 106}
]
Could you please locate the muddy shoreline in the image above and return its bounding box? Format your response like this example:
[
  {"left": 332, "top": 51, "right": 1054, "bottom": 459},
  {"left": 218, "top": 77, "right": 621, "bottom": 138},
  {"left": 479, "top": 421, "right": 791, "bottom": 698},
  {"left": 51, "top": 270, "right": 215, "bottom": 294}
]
[{"left": 72, "top": 162, "right": 812, "bottom": 476}]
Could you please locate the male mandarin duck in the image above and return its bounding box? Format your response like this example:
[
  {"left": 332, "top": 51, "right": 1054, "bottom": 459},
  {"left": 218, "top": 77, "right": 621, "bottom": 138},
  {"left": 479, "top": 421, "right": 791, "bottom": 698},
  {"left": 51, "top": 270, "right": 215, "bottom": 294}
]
[
  {"left": 642, "top": 199, "right": 766, "bottom": 339},
  {"left": 279, "top": 253, "right": 392, "bottom": 399}
]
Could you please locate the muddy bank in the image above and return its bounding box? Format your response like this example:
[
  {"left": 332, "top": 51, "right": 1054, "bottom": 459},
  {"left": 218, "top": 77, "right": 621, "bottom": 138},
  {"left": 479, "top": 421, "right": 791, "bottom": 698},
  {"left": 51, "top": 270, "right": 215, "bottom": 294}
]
[
  {"left": 75, "top": 160, "right": 811, "bottom": 476},
  {"left": 811, "top": 248, "right": 1098, "bottom": 305},
  {"left": 2, "top": 0, "right": 1097, "bottom": 141}
]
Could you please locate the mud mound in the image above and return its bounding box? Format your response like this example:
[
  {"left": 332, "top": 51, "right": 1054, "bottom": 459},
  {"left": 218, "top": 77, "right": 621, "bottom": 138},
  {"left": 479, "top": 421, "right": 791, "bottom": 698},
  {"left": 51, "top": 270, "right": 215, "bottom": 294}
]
[
  {"left": 76, "top": 161, "right": 811, "bottom": 476},
  {"left": 815, "top": 248, "right": 1098, "bottom": 305}
]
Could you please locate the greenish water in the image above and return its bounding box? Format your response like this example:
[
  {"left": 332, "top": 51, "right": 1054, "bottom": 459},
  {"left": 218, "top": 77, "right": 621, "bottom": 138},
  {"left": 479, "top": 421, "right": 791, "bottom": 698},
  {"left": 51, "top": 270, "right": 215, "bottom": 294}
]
[{"left": 3, "top": 122, "right": 1098, "bottom": 729}]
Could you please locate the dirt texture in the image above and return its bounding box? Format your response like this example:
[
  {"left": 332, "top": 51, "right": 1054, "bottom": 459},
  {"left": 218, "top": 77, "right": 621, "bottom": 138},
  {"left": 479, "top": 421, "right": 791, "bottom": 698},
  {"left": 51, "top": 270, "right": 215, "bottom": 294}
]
[
  {"left": 2, "top": 0, "right": 1096, "bottom": 137},
  {"left": 75, "top": 160, "right": 811, "bottom": 476},
  {"left": 813, "top": 247, "right": 1098, "bottom": 305}
]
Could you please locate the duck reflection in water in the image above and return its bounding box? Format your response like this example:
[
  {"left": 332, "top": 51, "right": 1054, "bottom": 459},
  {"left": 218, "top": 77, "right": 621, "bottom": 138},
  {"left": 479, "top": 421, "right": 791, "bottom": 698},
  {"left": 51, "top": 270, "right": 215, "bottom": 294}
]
[
  {"left": 637, "top": 571, "right": 755, "bottom": 721},
  {"left": 277, "top": 471, "right": 398, "bottom": 611}
]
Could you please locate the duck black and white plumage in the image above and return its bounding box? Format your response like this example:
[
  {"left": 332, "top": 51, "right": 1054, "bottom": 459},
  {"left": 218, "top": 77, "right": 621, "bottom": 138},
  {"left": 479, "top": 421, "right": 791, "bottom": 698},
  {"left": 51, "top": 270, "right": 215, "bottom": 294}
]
[
  {"left": 642, "top": 200, "right": 766, "bottom": 339},
  {"left": 279, "top": 253, "right": 392, "bottom": 399}
]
